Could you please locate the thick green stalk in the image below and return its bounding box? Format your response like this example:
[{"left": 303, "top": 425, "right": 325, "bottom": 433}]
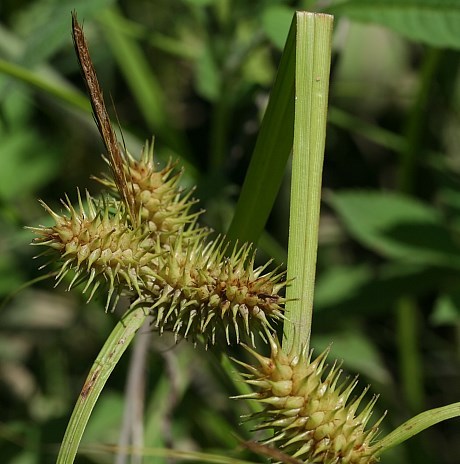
[
  {"left": 57, "top": 306, "right": 148, "bottom": 464},
  {"left": 283, "top": 13, "right": 333, "bottom": 355}
]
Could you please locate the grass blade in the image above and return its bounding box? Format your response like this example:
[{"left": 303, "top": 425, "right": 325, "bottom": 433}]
[
  {"left": 226, "top": 18, "right": 296, "bottom": 245},
  {"left": 0, "top": 58, "right": 89, "bottom": 112},
  {"left": 375, "top": 402, "right": 460, "bottom": 455}
]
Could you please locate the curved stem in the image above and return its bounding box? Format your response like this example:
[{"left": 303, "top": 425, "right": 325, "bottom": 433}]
[{"left": 57, "top": 306, "right": 148, "bottom": 464}]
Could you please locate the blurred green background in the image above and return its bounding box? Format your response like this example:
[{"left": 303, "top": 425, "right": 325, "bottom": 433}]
[{"left": 1, "top": 0, "right": 459, "bottom": 463}]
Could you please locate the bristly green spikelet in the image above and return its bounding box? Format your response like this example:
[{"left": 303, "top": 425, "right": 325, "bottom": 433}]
[
  {"left": 136, "top": 237, "right": 286, "bottom": 346},
  {"left": 29, "top": 190, "right": 158, "bottom": 311},
  {"left": 95, "top": 140, "right": 203, "bottom": 242},
  {"left": 234, "top": 334, "right": 385, "bottom": 463}
]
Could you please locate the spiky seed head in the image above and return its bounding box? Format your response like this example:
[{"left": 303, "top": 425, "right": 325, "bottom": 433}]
[
  {"left": 135, "top": 239, "right": 286, "bottom": 347},
  {"left": 29, "top": 191, "right": 156, "bottom": 311},
  {"left": 234, "top": 334, "right": 385, "bottom": 463},
  {"left": 95, "top": 140, "right": 203, "bottom": 242},
  {"left": 30, "top": 192, "right": 286, "bottom": 345}
]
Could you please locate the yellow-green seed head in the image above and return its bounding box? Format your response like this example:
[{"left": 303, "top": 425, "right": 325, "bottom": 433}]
[
  {"left": 31, "top": 14, "right": 285, "bottom": 348},
  {"left": 29, "top": 191, "right": 156, "bottom": 311},
  {"left": 96, "top": 141, "right": 202, "bottom": 242},
  {"left": 234, "top": 335, "right": 385, "bottom": 463},
  {"left": 30, "top": 191, "right": 286, "bottom": 346},
  {"left": 135, "top": 238, "right": 286, "bottom": 346}
]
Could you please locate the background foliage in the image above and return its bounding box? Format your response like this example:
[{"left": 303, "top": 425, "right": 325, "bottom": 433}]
[{"left": 1, "top": 0, "right": 459, "bottom": 463}]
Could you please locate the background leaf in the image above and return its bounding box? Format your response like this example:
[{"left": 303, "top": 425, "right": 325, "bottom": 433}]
[
  {"left": 15, "top": 0, "right": 116, "bottom": 65},
  {"left": 328, "top": 190, "right": 460, "bottom": 267},
  {"left": 328, "top": 0, "right": 460, "bottom": 49},
  {"left": 261, "top": 5, "right": 294, "bottom": 49}
]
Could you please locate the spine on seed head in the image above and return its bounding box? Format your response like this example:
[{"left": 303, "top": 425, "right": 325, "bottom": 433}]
[{"left": 233, "top": 334, "right": 385, "bottom": 463}]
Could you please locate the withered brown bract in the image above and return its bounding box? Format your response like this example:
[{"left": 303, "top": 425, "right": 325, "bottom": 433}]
[{"left": 71, "top": 12, "right": 136, "bottom": 221}]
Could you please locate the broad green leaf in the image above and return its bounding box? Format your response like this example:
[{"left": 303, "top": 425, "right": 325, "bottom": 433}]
[
  {"left": 328, "top": 190, "right": 460, "bottom": 267},
  {"left": 314, "top": 264, "right": 371, "bottom": 309},
  {"left": 314, "top": 263, "right": 453, "bottom": 316},
  {"left": 328, "top": 0, "right": 460, "bottom": 49}
]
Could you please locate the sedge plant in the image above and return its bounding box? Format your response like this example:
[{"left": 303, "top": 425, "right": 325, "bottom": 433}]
[{"left": 28, "top": 11, "right": 460, "bottom": 464}]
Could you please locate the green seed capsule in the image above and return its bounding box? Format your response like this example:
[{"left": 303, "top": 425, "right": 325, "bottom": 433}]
[{"left": 234, "top": 333, "right": 385, "bottom": 464}]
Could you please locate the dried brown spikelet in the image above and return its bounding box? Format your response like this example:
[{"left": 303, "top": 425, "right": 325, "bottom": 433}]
[
  {"left": 135, "top": 237, "right": 286, "bottom": 346},
  {"left": 29, "top": 191, "right": 157, "bottom": 311},
  {"left": 95, "top": 141, "right": 203, "bottom": 242},
  {"left": 234, "top": 334, "right": 385, "bottom": 463}
]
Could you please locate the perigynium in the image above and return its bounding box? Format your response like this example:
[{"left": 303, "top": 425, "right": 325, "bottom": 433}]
[{"left": 234, "top": 334, "right": 385, "bottom": 464}]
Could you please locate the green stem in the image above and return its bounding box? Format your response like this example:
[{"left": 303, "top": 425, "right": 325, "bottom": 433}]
[
  {"left": 56, "top": 306, "right": 148, "bottom": 464},
  {"left": 283, "top": 13, "right": 333, "bottom": 355}
]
